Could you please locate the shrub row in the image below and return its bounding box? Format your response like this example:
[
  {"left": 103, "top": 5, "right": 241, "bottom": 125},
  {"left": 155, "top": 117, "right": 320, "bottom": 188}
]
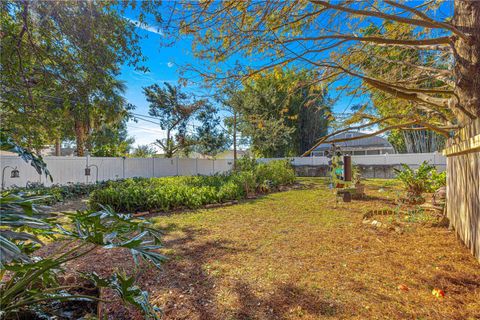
[{"left": 89, "top": 159, "right": 295, "bottom": 212}]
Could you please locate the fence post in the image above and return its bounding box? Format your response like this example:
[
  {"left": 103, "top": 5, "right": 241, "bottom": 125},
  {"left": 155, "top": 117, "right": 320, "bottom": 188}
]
[
  {"left": 195, "top": 158, "right": 198, "bottom": 175},
  {"left": 86, "top": 155, "right": 89, "bottom": 184},
  {"left": 212, "top": 159, "right": 215, "bottom": 175},
  {"left": 122, "top": 156, "right": 126, "bottom": 179},
  {"left": 176, "top": 157, "right": 179, "bottom": 176},
  {"left": 152, "top": 157, "right": 155, "bottom": 177}
]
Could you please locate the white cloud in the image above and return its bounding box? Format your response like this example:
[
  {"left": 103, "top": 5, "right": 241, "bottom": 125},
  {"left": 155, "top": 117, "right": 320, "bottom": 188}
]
[
  {"left": 126, "top": 18, "right": 164, "bottom": 36},
  {"left": 127, "top": 121, "right": 166, "bottom": 150}
]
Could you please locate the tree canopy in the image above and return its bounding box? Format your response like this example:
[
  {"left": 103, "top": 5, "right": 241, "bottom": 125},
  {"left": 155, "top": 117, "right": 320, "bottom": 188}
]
[
  {"left": 1, "top": 1, "right": 162, "bottom": 155},
  {"left": 227, "top": 68, "right": 331, "bottom": 157},
  {"left": 143, "top": 82, "right": 229, "bottom": 158},
  {"left": 164, "top": 0, "right": 480, "bottom": 154}
]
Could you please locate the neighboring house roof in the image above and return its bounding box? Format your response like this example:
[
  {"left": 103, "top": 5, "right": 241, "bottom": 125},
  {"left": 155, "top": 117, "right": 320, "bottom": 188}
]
[{"left": 313, "top": 131, "right": 394, "bottom": 151}]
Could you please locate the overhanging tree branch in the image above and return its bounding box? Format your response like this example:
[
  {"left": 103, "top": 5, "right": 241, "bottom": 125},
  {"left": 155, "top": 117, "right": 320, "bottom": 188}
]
[
  {"left": 384, "top": 0, "right": 469, "bottom": 40},
  {"left": 302, "top": 120, "right": 420, "bottom": 156},
  {"left": 301, "top": 115, "right": 407, "bottom": 156},
  {"left": 279, "top": 35, "right": 451, "bottom": 48},
  {"left": 309, "top": 0, "right": 469, "bottom": 40}
]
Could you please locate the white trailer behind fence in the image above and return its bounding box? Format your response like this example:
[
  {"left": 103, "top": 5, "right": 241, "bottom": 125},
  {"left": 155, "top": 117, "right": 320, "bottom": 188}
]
[{"left": 0, "top": 153, "right": 445, "bottom": 189}]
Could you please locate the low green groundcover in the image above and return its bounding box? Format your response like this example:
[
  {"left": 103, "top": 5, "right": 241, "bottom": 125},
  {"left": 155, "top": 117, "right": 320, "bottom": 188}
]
[{"left": 89, "top": 160, "right": 295, "bottom": 212}]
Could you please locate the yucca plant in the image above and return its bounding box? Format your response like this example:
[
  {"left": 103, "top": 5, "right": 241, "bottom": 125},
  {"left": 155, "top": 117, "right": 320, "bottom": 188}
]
[{"left": 0, "top": 193, "right": 165, "bottom": 319}]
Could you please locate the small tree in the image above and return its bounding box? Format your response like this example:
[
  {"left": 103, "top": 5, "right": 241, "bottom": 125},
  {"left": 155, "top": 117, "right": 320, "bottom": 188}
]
[
  {"left": 143, "top": 82, "right": 204, "bottom": 158},
  {"left": 191, "top": 103, "right": 231, "bottom": 157},
  {"left": 220, "top": 68, "right": 331, "bottom": 157}
]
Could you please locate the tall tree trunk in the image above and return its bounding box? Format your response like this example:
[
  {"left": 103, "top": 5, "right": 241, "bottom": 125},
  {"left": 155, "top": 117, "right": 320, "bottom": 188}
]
[
  {"left": 233, "top": 111, "right": 237, "bottom": 169},
  {"left": 75, "top": 121, "right": 86, "bottom": 156},
  {"left": 55, "top": 138, "right": 61, "bottom": 156},
  {"left": 452, "top": 0, "right": 480, "bottom": 123},
  {"left": 165, "top": 128, "right": 173, "bottom": 158}
]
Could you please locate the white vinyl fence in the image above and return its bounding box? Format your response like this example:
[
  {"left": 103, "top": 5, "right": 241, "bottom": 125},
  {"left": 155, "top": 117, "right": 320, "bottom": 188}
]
[
  {"left": 0, "top": 153, "right": 446, "bottom": 189},
  {"left": 284, "top": 152, "right": 446, "bottom": 168}
]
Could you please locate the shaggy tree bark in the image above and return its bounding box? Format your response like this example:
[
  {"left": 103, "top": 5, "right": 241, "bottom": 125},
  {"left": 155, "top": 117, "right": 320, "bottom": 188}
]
[
  {"left": 74, "top": 121, "right": 87, "bottom": 157},
  {"left": 452, "top": 0, "right": 480, "bottom": 123},
  {"left": 55, "top": 138, "right": 61, "bottom": 156}
]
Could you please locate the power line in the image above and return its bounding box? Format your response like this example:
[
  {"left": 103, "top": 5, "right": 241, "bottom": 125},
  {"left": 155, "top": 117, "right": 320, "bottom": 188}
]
[{"left": 127, "top": 124, "right": 165, "bottom": 134}]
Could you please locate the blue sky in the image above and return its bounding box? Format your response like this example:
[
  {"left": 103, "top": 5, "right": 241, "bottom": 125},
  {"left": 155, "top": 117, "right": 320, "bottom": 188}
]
[
  {"left": 119, "top": 2, "right": 452, "bottom": 150},
  {"left": 119, "top": 19, "right": 179, "bottom": 149},
  {"left": 119, "top": 21, "right": 367, "bottom": 149}
]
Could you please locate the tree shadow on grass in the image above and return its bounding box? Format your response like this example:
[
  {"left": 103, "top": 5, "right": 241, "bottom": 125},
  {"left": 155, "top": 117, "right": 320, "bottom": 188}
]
[
  {"left": 134, "top": 224, "right": 345, "bottom": 319},
  {"left": 232, "top": 282, "right": 341, "bottom": 320},
  {"left": 136, "top": 224, "right": 246, "bottom": 319}
]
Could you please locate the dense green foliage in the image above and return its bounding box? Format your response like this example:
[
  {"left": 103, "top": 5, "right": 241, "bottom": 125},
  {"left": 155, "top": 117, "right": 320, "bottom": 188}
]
[
  {"left": 224, "top": 68, "right": 331, "bottom": 157},
  {"left": 394, "top": 161, "right": 446, "bottom": 204},
  {"left": 190, "top": 104, "right": 231, "bottom": 157},
  {"left": 1, "top": 131, "right": 162, "bottom": 318},
  {"left": 131, "top": 144, "right": 158, "bottom": 158},
  {"left": 4, "top": 182, "right": 103, "bottom": 205},
  {"left": 89, "top": 120, "right": 135, "bottom": 157},
  {"left": 0, "top": 193, "right": 163, "bottom": 319},
  {"left": 1, "top": 1, "right": 161, "bottom": 155},
  {"left": 143, "top": 82, "right": 229, "bottom": 157},
  {"left": 90, "top": 160, "right": 295, "bottom": 212}
]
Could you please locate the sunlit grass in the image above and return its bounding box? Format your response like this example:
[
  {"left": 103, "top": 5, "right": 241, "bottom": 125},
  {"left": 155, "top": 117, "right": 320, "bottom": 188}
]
[{"left": 146, "top": 177, "right": 480, "bottom": 320}]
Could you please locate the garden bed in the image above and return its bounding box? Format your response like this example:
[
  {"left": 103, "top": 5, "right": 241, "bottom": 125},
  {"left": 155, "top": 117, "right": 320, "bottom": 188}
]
[{"left": 89, "top": 160, "right": 296, "bottom": 213}]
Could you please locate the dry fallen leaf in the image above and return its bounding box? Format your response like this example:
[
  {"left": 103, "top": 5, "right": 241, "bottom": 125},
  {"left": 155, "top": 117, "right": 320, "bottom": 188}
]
[
  {"left": 432, "top": 288, "right": 445, "bottom": 298},
  {"left": 397, "top": 284, "right": 409, "bottom": 292}
]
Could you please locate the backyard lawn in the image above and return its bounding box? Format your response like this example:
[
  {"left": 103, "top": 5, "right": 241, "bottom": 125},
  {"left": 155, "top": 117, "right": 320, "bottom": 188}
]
[{"left": 47, "top": 177, "right": 480, "bottom": 320}]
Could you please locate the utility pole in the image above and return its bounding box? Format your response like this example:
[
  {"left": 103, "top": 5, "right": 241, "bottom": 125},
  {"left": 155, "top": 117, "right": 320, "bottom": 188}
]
[{"left": 233, "top": 111, "right": 237, "bottom": 170}]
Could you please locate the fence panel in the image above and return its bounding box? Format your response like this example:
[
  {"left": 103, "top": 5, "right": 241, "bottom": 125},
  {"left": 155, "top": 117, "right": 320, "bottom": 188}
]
[
  {"left": 44, "top": 157, "right": 89, "bottom": 186},
  {"left": 213, "top": 159, "right": 234, "bottom": 174},
  {"left": 154, "top": 158, "right": 177, "bottom": 177},
  {"left": 124, "top": 158, "right": 154, "bottom": 178},
  {"left": 444, "top": 118, "right": 480, "bottom": 261},
  {"left": 351, "top": 155, "right": 387, "bottom": 165},
  {"left": 0, "top": 153, "right": 448, "bottom": 188},
  {"left": 86, "top": 157, "right": 123, "bottom": 182},
  {"left": 1, "top": 155, "right": 42, "bottom": 188},
  {"left": 178, "top": 159, "right": 197, "bottom": 176},
  {"left": 291, "top": 157, "right": 313, "bottom": 166},
  {"left": 197, "top": 159, "right": 214, "bottom": 175}
]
